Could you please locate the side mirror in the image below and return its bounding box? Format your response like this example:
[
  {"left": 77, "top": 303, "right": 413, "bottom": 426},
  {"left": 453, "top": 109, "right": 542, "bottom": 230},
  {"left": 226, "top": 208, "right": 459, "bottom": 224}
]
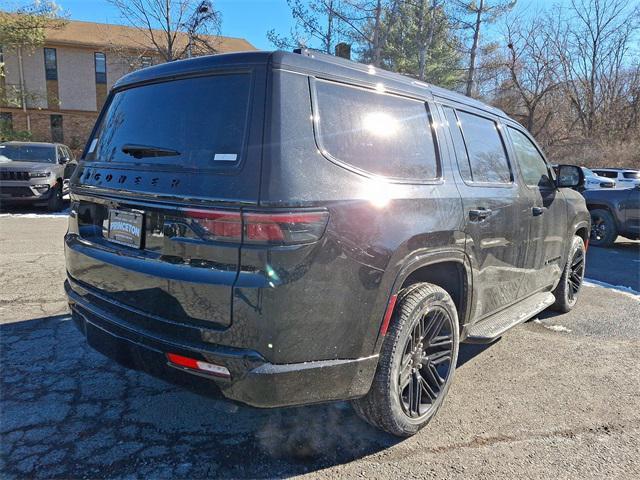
[
  {"left": 556, "top": 165, "right": 584, "bottom": 189},
  {"left": 59, "top": 156, "right": 69, "bottom": 164}
]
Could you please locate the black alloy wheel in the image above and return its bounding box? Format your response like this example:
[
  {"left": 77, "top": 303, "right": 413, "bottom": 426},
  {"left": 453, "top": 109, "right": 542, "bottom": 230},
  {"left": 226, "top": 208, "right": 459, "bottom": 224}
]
[
  {"left": 591, "top": 216, "right": 607, "bottom": 243},
  {"left": 352, "top": 283, "right": 459, "bottom": 437},
  {"left": 566, "top": 246, "right": 585, "bottom": 304},
  {"left": 398, "top": 306, "right": 454, "bottom": 419},
  {"left": 589, "top": 209, "right": 617, "bottom": 247},
  {"left": 552, "top": 235, "right": 586, "bottom": 312}
]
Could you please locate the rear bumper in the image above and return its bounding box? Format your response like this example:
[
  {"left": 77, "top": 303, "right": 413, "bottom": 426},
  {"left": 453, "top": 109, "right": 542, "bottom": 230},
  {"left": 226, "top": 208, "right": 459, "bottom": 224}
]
[{"left": 65, "top": 279, "right": 378, "bottom": 408}]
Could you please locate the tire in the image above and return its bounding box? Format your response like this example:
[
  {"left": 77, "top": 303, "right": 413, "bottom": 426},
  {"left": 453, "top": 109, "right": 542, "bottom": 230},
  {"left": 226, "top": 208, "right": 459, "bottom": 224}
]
[
  {"left": 551, "top": 236, "right": 586, "bottom": 313},
  {"left": 47, "top": 183, "right": 63, "bottom": 212},
  {"left": 352, "top": 283, "right": 459, "bottom": 437},
  {"left": 589, "top": 209, "right": 617, "bottom": 247}
]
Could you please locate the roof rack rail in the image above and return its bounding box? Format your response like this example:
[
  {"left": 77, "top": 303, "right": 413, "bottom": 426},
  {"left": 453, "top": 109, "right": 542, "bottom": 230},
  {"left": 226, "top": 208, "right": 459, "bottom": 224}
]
[
  {"left": 290, "top": 48, "right": 508, "bottom": 119},
  {"left": 292, "top": 48, "right": 359, "bottom": 67}
]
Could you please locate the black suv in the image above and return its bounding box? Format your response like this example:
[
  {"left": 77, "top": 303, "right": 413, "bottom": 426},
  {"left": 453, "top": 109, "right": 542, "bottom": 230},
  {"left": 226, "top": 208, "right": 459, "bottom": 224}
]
[{"left": 65, "top": 50, "right": 590, "bottom": 436}]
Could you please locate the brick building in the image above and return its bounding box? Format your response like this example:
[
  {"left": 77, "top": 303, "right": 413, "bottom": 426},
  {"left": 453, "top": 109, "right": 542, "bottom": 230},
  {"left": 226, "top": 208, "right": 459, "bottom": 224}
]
[{"left": 0, "top": 19, "right": 255, "bottom": 154}]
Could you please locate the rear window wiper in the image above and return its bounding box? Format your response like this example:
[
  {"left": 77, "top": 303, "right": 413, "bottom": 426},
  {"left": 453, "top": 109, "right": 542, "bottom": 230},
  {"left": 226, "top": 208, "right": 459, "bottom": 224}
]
[{"left": 121, "top": 144, "right": 180, "bottom": 159}]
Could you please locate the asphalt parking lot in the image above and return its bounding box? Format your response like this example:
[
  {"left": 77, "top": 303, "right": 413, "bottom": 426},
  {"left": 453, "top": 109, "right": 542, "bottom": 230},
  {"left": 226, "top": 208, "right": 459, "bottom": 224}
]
[{"left": 1, "top": 206, "right": 639, "bottom": 479}]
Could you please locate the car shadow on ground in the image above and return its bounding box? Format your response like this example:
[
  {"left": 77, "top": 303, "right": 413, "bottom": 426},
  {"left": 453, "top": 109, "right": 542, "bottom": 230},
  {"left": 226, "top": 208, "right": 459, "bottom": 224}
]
[{"left": 0, "top": 315, "right": 492, "bottom": 479}]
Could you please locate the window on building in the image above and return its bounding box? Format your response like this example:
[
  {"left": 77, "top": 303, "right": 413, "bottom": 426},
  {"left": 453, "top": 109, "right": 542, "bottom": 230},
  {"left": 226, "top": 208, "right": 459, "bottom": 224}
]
[
  {"left": 44, "top": 48, "right": 58, "bottom": 80},
  {"left": 508, "top": 127, "right": 552, "bottom": 188},
  {"left": 50, "top": 114, "right": 63, "bottom": 143},
  {"left": 0, "top": 112, "right": 13, "bottom": 132},
  {"left": 456, "top": 110, "right": 512, "bottom": 184},
  {"left": 314, "top": 79, "right": 439, "bottom": 180},
  {"left": 95, "top": 52, "right": 107, "bottom": 84},
  {"left": 141, "top": 56, "right": 152, "bottom": 68}
]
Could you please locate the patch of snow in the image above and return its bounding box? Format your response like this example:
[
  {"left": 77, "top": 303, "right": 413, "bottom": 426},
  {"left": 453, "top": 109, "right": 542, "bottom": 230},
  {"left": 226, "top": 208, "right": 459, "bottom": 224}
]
[
  {"left": 0, "top": 210, "right": 69, "bottom": 219},
  {"left": 583, "top": 278, "right": 640, "bottom": 298},
  {"left": 533, "top": 319, "right": 572, "bottom": 333}
]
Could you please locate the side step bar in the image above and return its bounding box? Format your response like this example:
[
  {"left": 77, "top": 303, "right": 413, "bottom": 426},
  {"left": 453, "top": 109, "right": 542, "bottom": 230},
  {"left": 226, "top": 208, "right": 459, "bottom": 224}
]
[{"left": 464, "top": 292, "right": 556, "bottom": 343}]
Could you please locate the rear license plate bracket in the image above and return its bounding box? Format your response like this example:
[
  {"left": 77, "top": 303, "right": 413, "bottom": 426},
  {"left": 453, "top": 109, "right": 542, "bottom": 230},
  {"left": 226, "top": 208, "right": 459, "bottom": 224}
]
[{"left": 107, "top": 208, "right": 144, "bottom": 248}]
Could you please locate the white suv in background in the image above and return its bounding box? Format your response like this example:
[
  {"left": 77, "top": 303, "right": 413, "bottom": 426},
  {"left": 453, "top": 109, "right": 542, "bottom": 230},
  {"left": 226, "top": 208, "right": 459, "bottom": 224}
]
[
  {"left": 581, "top": 167, "right": 616, "bottom": 190},
  {"left": 592, "top": 168, "right": 640, "bottom": 189}
]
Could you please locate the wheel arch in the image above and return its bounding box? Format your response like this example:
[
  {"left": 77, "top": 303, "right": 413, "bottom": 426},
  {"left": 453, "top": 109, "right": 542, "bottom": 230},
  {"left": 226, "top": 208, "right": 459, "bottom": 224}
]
[{"left": 373, "top": 249, "right": 472, "bottom": 353}]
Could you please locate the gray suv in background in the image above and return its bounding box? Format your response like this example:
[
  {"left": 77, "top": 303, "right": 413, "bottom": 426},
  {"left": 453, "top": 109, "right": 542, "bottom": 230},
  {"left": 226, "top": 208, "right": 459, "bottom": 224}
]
[{"left": 0, "top": 141, "right": 77, "bottom": 211}]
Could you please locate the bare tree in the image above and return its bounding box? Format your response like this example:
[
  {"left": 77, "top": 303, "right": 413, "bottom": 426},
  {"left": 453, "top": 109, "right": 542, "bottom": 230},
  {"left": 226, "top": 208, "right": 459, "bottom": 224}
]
[
  {"left": 412, "top": 0, "right": 443, "bottom": 81},
  {"left": 330, "top": 0, "right": 402, "bottom": 66},
  {"left": 268, "top": 0, "right": 344, "bottom": 54},
  {"left": 107, "top": 0, "right": 222, "bottom": 62},
  {"left": 1, "top": 1, "right": 67, "bottom": 135},
  {"left": 453, "top": 0, "right": 515, "bottom": 97},
  {"left": 548, "top": 0, "right": 639, "bottom": 138},
  {"left": 501, "top": 13, "right": 560, "bottom": 134}
]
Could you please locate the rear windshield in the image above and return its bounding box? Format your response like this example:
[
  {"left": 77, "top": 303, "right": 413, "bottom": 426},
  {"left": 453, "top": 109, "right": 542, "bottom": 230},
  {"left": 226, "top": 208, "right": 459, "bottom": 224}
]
[
  {"left": 85, "top": 73, "right": 251, "bottom": 169},
  {"left": 0, "top": 144, "right": 56, "bottom": 163}
]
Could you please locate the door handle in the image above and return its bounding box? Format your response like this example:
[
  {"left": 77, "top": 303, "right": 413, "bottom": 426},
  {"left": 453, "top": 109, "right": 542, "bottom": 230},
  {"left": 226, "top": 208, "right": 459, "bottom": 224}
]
[
  {"left": 532, "top": 207, "right": 546, "bottom": 216},
  {"left": 469, "top": 208, "right": 492, "bottom": 221}
]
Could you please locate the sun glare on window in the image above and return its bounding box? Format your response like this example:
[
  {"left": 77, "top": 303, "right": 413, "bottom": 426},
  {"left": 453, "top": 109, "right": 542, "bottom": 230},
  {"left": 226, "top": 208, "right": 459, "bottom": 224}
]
[{"left": 362, "top": 112, "right": 399, "bottom": 137}]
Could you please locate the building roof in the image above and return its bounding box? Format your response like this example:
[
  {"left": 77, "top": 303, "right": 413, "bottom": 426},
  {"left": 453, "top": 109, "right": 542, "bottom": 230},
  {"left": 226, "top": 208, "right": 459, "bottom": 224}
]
[{"left": 44, "top": 19, "right": 256, "bottom": 54}]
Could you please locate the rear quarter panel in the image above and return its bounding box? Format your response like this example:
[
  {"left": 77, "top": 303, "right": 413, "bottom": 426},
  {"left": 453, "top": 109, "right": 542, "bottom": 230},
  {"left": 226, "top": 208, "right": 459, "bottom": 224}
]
[{"left": 240, "top": 70, "right": 465, "bottom": 363}]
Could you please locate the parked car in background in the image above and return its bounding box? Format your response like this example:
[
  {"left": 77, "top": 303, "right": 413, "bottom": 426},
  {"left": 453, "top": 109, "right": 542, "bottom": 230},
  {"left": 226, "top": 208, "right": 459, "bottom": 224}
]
[
  {"left": 583, "top": 186, "right": 640, "bottom": 246},
  {"left": 581, "top": 167, "right": 616, "bottom": 190},
  {"left": 582, "top": 186, "right": 640, "bottom": 247},
  {"left": 64, "top": 50, "right": 590, "bottom": 437},
  {"left": 591, "top": 168, "right": 640, "bottom": 189},
  {"left": 0, "top": 141, "right": 77, "bottom": 211}
]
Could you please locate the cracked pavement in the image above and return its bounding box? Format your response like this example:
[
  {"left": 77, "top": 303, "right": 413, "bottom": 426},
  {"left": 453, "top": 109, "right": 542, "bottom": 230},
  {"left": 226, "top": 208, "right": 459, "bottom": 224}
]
[{"left": 1, "top": 211, "right": 639, "bottom": 479}]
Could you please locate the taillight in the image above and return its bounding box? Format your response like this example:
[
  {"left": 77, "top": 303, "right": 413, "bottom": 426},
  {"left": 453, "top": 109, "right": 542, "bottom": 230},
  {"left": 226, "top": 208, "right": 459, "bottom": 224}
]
[
  {"left": 244, "top": 211, "right": 329, "bottom": 245},
  {"left": 184, "top": 209, "right": 242, "bottom": 242},
  {"left": 183, "top": 209, "right": 329, "bottom": 245}
]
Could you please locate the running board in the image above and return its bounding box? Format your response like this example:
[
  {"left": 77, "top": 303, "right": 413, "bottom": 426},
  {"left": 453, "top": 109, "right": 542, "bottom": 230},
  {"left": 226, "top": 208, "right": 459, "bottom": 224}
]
[{"left": 464, "top": 292, "right": 556, "bottom": 343}]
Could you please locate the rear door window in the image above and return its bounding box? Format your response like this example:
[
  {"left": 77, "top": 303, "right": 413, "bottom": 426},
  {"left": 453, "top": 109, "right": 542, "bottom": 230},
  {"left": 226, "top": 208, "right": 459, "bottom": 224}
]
[
  {"left": 314, "top": 79, "right": 439, "bottom": 181},
  {"left": 85, "top": 73, "right": 252, "bottom": 170},
  {"left": 456, "top": 110, "right": 512, "bottom": 184},
  {"left": 508, "top": 127, "right": 553, "bottom": 188}
]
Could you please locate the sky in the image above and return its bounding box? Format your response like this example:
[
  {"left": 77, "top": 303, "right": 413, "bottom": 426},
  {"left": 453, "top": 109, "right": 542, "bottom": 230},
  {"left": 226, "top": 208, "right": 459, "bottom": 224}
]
[
  {"left": 56, "top": 0, "right": 293, "bottom": 50},
  {"left": 51, "top": 0, "right": 559, "bottom": 52}
]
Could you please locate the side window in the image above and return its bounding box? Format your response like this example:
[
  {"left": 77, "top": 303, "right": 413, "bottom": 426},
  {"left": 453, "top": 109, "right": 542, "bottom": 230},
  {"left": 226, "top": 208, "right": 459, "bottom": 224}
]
[
  {"left": 50, "top": 114, "right": 63, "bottom": 143},
  {"left": 95, "top": 52, "right": 107, "bottom": 84},
  {"left": 314, "top": 79, "right": 439, "bottom": 180},
  {"left": 508, "top": 127, "right": 552, "bottom": 188},
  {"left": 44, "top": 48, "right": 58, "bottom": 80},
  {"left": 456, "top": 111, "right": 511, "bottom": 184},
  {"left": 443, "top": 106, "right": 472, "bottom": 182},
  {"left": 594, "top": 170, "right": 616, "bottom": 179}
]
